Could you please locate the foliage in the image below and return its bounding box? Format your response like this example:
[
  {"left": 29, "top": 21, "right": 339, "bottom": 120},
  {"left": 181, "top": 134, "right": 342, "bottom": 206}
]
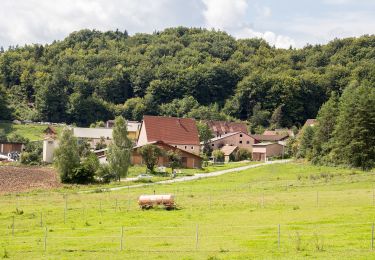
[
  {"left": 166, "top": 150, "right": 182, "bottom": 172},
  {"left": 2, "top": 28, "right": 374, "bottom": 128},
  {"left": 234, "top": 148, "right": 251, "bottom": 161},
  {"left": 212, "top": 149, "right": 224, "bottom": 162},
  {"left": 96, "top": 164, "right": 115, "bottom": 183},
  {"left": 70, "top": 153, "right": 100, "bottom": 184},
  {"left": 107, "top": 116, "right": 132, "bottom": 181},
  {"left": 54, "top": 128, "right": 80, "bottom": 183},
  {"left": 6, "top": 133, "right": 29, "bottom": 143},
  {"left": 138, "top": 144, "right": 164, "bottom": 173},
  {"left": 20, "top": 141, "right": 42, "bottom": 165}
]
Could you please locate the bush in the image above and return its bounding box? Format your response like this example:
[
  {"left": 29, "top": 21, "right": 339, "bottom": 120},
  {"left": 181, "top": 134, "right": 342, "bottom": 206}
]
[
  {"left": 71, "top": 165, "right": 96, "bottom": 184},
  {"left": 234, "top": 148, "right": 251, "bottom": 161},
  {"left": 96, "top": 164, "right": 116, "bottom": 183},
  {"left": 20, "top": 142, "right": 43, "bottom": 165},
  {"left": 212, "top": 149, "right": 224, "bottom": 162}
]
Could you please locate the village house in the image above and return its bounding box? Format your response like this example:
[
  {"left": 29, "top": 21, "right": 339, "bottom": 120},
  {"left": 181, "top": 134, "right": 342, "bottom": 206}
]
[
  {"left": 263, "top": 128, "right": 295, "bottom": 138},
  {"left": 252, "top": 142, "right": 285, "bottom": 161},
  {"left": 205, "top": 120, "right": 248, "bottom": 138},
  {"left": 106, "top": 120, "right": 141, "bottom": 140},
  {"left": 137, "top": 115, "right": 201, "bottom": 155},
  {"left": 251, "top": 133, "right": 289, "bottom": 145},
  {"left": 132, "top": 141, "right": 202, "bottom": 168},
  {"left": 204, "top": 132, "right": 258, "bottom": 151}
]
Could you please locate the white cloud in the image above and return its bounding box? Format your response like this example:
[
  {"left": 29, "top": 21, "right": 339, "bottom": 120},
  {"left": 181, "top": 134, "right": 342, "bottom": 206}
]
[
  {"left": 235, "top": 27, "right": 295, "bottom": 48},
  {"left": 0, "top": 0, "right": 203, "bottom": 47},
  {"left": 289, "top": 11, "right": 375, "bottom": 46},
  {"left": 202, "top": 0, "right": 295, "bottom": 48}
]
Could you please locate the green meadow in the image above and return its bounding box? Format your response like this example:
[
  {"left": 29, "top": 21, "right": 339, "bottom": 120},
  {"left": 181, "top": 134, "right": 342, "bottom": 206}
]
[
  {"left": 1, "top": 162, "right": 375, "bottom": 259},
  {"left": 0, "top": 123, "right": 63, "bottom": 141}
]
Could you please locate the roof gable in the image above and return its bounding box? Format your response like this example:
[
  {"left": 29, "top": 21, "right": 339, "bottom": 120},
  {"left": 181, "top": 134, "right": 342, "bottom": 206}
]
[
  {"left": 143, "top": 116, "right": 200, "bottom": 145},
  {"left": 206, "top": 121, "right": 248, "bottom": 135}
]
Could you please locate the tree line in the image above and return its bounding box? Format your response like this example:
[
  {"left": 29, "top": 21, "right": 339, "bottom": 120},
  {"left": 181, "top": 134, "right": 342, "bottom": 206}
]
[{"left": 0, "top": 27, "right": 374, "bottom": 132}]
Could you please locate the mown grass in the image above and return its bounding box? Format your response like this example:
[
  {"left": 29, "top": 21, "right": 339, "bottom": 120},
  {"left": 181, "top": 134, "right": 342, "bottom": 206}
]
[
  {"left": 0, "top": 123, "right": 63, "bottom": 141},
  {"left": 1, "top": 162, "right": 375, "bottom": 259}
]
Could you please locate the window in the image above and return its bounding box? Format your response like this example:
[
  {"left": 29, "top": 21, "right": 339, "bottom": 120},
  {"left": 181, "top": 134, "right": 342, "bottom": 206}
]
[
  {"left": 191, "top": 146, "right": 194, "bottom": 149},
  {"left": 240, "top": 134, "right": 243, "bottom": 137},
  {"left": 239, "top": 141, "right": 243, "bottom": 144},
  {"left": 246, "top": 141, "right": 250, "bottom": 144},
  {"left": 185, "top": 146, "right": 187, "bottom": 149},
  {"left": 212, "top": 144, "right": 214, "bottom": 147}
]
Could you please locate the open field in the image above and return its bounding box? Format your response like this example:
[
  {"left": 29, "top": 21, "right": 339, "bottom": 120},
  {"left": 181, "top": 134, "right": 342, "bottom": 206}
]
[
  {"left": 0, "top": 166, "right": 61, "bottom": 194},
  {"left": 1, "top": 162, "right": 375, "bottom": 259},
  {"left": 0, "top": 123, "right": 63, "bottom": 141}
]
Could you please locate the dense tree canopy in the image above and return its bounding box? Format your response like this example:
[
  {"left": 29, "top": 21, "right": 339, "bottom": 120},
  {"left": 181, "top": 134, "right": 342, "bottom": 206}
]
[{"left": 0, "top": 28, "right": 374, "bottom": 129}]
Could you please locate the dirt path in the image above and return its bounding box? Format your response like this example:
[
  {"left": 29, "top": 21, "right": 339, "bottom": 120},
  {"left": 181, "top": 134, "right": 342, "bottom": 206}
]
[{"left": 90, "top": 159, "right": 292, "bottom": 193}]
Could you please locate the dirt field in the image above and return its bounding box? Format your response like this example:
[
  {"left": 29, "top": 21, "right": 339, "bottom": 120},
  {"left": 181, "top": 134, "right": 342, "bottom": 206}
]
[{"left": 0, "top": 165, "right": 61, "bottom": 194}]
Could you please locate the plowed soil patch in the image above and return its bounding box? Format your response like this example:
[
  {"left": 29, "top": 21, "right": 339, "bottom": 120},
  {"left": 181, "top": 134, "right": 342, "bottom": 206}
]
[{"left": 0, "top": 166, "right": 61, "bottom": 194}]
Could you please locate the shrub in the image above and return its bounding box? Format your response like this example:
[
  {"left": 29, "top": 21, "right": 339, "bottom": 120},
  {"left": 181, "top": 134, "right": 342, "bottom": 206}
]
[
  {"left": 212, "top": 149, "right": 224, "bottom": 162},
  {"left": 71, "top": 165, "right": 96, "bottom": 184},
  {"left": 234, "top": 148, "right": 251, "bottom": 161},
  {"left": 96, "top": 164, "right": 116, "bottom": 183}
]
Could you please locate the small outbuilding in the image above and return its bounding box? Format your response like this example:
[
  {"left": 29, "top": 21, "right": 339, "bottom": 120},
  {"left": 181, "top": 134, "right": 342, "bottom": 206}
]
[
  {"left": 252, "top": 142, "right": 285, "bottom": 161},
  {"left": 220, "top": 145, "right": 238, "bottom": 163},
  {"left": 132, "top": 141, "right": 202, "bottom": 169},
  {"left": 0, "top": 142, "right": 25, "bottom": 154}
]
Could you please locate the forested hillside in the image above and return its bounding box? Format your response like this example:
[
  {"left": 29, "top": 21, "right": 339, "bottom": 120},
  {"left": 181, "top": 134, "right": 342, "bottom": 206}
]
[{"left": 0, "top": 27, "right": 374, "bottom": 130}]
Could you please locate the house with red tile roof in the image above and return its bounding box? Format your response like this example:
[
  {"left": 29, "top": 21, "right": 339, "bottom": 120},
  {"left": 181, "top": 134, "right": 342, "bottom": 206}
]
[
  {"left": 137, "top": 116, "right": 201, "bottom": 155},
  {"left": 205, "top": 120, "right": 248, "bottom": 138}
]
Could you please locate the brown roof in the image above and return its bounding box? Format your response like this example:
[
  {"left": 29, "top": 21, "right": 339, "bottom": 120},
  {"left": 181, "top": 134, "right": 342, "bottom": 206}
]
[
  {"left": 206, "top": 121, "right": 247, "bottom": 135},
  {"left": 220, "top": 145, "right": 238, "bottom": 156},
  {"left": 134, "top": 141, "right": 202, "bottom": 159},
  {"left": 143, "top": 116, "right": 200, "bottom": 145},
  {"left": 251, "top": 134, "right": 289, "bottom": 142},
  {"left": 43, "top": 125, "right": 57, "bottom": 135}
]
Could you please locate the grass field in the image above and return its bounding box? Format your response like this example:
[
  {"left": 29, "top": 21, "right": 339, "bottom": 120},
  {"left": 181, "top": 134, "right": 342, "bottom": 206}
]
[
  {"left": 1, "top": 162, "right": 375, "bottom": 259},
  {"left": 0, "top": 123, "right": 64, "bottom": 141}
]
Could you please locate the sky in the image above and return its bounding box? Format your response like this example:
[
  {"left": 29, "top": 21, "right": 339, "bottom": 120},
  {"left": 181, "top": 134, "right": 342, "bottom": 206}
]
[{"left": 0, "top": 0, "right": 374, "bottom": 49}]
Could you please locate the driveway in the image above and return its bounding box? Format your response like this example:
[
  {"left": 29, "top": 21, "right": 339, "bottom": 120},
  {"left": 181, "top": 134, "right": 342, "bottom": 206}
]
[{"left": 91, "top": 159, "right": 292, "bottom": 193}]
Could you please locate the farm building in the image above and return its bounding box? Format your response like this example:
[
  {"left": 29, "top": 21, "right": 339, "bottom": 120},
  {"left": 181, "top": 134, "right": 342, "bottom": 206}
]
[
  {"left": 205, "top": 132, "right": 257, "bottom": 152},
  {"left": 106, "top": 120, "right": 141, "bottom": 140},
  {"left": 137, "top": 116, "right": 201, "bottom": 155},
  {"left": 42, "top": 138, "right": 59, "bottom": 163},
  {"left": 263, "top": 129, "right": 294, "bottom": 138},
  {"left": 133, "top": 141, "right": 202, "bottom": 169},
  {"left": 205, "top": 120, "right": 248, "bottom": 137},
  {"left": 252, "top": 142, "right": 285, "bottom": 161},
  {"left": 250, "top": 133, "right": 289, "bottom": 146},
  {"left": 43, "top": 125, "right": 58, "bottom": 138},
  {"left": 220, "top": 145, "right": 239, "bottom": 163},
  {"left": 0, "top": 142, "right": 25, "bottom": 154}
]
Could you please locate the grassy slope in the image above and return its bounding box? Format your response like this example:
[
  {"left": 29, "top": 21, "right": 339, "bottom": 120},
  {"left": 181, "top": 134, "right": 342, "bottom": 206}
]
[
  {"left": 0, "top": 123, "right": 64, "bottom": 141},
  {"left": 1, "top": 162, "right": 375, "bottom": 259}
]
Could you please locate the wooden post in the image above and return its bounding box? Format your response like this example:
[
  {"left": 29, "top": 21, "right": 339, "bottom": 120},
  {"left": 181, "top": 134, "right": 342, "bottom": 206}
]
[
  {"left": 278, "top": 224, "right": 281, "bottom": 249},
  {"left": 100, "top": 200, "right": 103, "bottom": 219},
  {"left": 64, "top": 195, "right": 67, "bottom": 224},
  {"left": 195, "top": 224, "right": 199, "bottom": 250},
  {"left": 372, "top": 223, "right": 374, "bottom": 250},
  {"left": 12, "top": 216, "right": 14, "bottom": 236},
  {"left": 120, "top": 226, "right": 124, "bottom": 251},
  {"left": 44, "top": 226, "right": 47, "bottom": 251},
  {"left": 40, "top": 212, "right": 43, "bottom": 227}
]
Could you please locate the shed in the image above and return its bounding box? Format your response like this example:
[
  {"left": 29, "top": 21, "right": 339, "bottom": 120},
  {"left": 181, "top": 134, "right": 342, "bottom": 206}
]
[
  {"left": 220, "top": 145, "right": 238, "bottom": 163},
  {"left": 252, "top": 142, "right": 285, "bottom": 161}
]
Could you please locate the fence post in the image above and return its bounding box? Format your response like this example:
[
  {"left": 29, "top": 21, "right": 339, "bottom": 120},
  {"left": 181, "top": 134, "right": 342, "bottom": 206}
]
[
  {"left": 316, "top": 191, "right": 319, "bottom": 207},
  {"left": 40, "top": 212, "right": 43, "bottom": 227},
  {"left": 278, "top": 224, "right": 281, "bottom": 249},
  {"left": 195, "top": 224, "right": 199, "bottom": 251},
  {"left": 12, "top": 216, "right": 14, "bottom": 236},
  {"left": 372, "top": 223, "right": 374, "bottom": 250},
  {"left": 120, "top": 226, "right": 124, "bottom": 251},
  {"left": 64, "top": 195, "right": 67, "bottom": 224},
  {"left": 115, "top": 198, "right": 118, "bottom": 212},
  {"left": 44, "top": 226, "right": 47, "bottom": 251}
]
